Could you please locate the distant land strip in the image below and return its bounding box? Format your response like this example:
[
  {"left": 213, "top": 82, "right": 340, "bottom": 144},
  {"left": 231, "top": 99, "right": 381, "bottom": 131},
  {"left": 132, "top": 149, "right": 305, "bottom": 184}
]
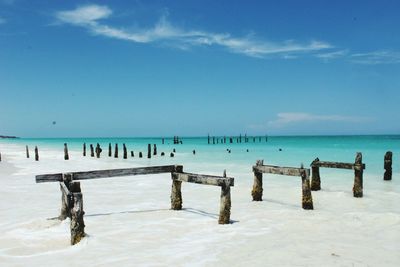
[{"left": 0, "top": 135, "right": 19, "bottom": 139}]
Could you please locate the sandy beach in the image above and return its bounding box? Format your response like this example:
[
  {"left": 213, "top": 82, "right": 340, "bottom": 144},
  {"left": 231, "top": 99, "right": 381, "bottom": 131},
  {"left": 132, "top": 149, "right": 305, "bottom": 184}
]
[{"left": 0, "top": 140, "right": 399, "bottom": 267}]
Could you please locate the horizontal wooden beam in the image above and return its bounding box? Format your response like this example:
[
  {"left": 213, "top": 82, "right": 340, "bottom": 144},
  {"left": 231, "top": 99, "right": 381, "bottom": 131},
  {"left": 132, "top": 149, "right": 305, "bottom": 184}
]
[
  {"left": 253, "top": 165, "right": 310, "bottom": 177},
  {"left": 36, "top": 165, "right": 183, "bottom": 183},
  {"left": 311, "top": 161, "right": 365, "bottom": 170},
  {"left": 172, "top": 172, "right": 234, "bottom": 187}
]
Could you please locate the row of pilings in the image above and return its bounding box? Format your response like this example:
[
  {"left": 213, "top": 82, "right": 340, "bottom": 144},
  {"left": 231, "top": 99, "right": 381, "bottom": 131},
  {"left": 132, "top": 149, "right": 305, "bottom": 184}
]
[{"left": 207, "top": 134, "right": 268, "bottom": 144}]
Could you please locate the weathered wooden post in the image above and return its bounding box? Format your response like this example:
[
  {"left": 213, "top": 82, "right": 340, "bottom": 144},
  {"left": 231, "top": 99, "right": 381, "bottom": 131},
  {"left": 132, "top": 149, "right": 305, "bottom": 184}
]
[
  {"left": 26, "top": 145, "right": 29, "bottom": 158},
  {"left": 301, "top": 165, "right": 314, "bottom": 210},
  {"left": 70, "top": 181, "right": 85, "bottom": 245},
  {"left": 353, "top": 152, "right": 363, "bottom": 198},
  {"left": 147, "top": 144, "right": 151, "bottom": 159},
  {"left": 90, "top": 144, "right": 94, "bottom": 157},
  {"left": 171, "top": 166, "right": 183, "bottom": 210},
  {"left": 139, "top": 152, "right": 143, "bottom": 158},
  {"left": 108, "top": 143, "right": 112, "bottom": 157},
  {"left": 170, "top": 152, "right": 174, "bottom": 157},
  {"left": 64, "top": 143, "right": 69, "bottom": 160},
  {"left": 153, "top": 144, "right": 157, "bottom": 156},
  {"left": 162, "top": 138, "right": 165, "bottom": 144},
  {"left": 83, "top": 143, "right": 86, "bottom": 157},
  {"left": 95, "top": 143, "right": 102, "bottom": 158},
  {"left": 123, "top": 144, "right": 127, "bottom": 159},
  {"left": 311, "top": 158, "right": 321, "bottom": 191},
  {"left": 218, "top": 170, "right": 231, "bottom": 224},
  {"left": 114, "top": 144, "right": 118, "bottom": 158},
  {"left": 384, "top": 151, "right": 392, "bottom": 181},
  {"left": 35, "top": 146, "right": 39, "bottom": 161},
  {"left": 213, "top": 137, "right": 215, "bottom": 144},
  {"left": 59, "top": 173, "right": 72, "bottom": 220},
  {"left": 208, "top": 134, "right": 210, "bottom": 144},
  {"left": 239, "top": 134, "right": 242, "bottom": 143},
  {"left": 161, "top": 152, "right": 165, "bottom": 156},
  {"left": 251, "top": 160, "right": 264, "bottom": 201},
  {"left": 131, "top": 151, "right": 134, "bottom": 157}
]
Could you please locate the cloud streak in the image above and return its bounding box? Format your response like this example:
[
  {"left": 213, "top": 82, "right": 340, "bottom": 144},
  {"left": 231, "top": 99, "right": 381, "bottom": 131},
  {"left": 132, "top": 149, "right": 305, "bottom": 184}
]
[
  {"left": 268, "top": 112, "right": 373, "bottom": 127},
  {"left": 350, "top": 50, "right": 400, "bottom": 65},
  {"left": 55, "top": 4, "right": 332, "bottom": 58}
]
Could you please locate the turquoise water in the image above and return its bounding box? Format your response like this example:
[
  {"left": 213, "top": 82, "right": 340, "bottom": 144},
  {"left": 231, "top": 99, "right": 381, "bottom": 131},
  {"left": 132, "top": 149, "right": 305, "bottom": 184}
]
[{"left": 1, "top": 135, "right": 399, "bottom": 177}]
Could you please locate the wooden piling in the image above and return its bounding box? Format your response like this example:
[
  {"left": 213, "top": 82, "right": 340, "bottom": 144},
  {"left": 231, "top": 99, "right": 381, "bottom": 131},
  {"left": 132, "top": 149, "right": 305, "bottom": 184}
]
[
  {"left": 64, "top": 143, "right": 69, "bottom": 160},
  {"left": 218, "top": 170, "right": 231, "bottom": 224},
  {"left": 131, "top": 151, "right": 134, "bottom": 157},
  {"left": 35, "top": 146, "right": 39, "bottom": 161},
  {"left": 353, "top": 152, "right": 363, "bottom": 198},
  {"left": 108, "top": 143, "right": 112, "bottom": 157},
  {"left": 139, "top": 152, "right": 143, "bottom": 158},
  {"left": 162, "top": 138, "right": 165, "bottom": 145},
  {"left": 90, "top": 144, "right": 94, "bottom": 157},
  {"left": 26, "top": 145, "right": 29, "bottom": 158},
  {"left": 70, "top": 181, "right": 85, "bottom": 245},
  {"left": 114, "top": 144, "right": 118, "bottom": 158},
  {"left": 301, "top": 166, "right": 314, "bottom": 210},
  {"left": 0, "top": 152, "right": 1, "bottom": 162},
  {"left": 170, "top": 152, "right": 174, "bottom": 157},
  {"left": 208, "top": 134, "right": 210, "bottom": 144},
  {"left": 161, "top": 152, "right": 165, "bottom": 156},
  {"left": 311, "top": 158, "right": 321, "bottom": 191},
  {"left": 153, "top": 144, "right": 157, "bottom": 156},
  {"left": 170, "top": 166, "right": 183, "bottom": 210},
  {"left": 230, "top": 137, "right": 233, "bottom": 143},
  {"left": 123, "top": 144, "right": 127, "bottom": 159},
  {"left": 384, "top": 151, "right": 392, "bottom": 181},
  {"left": 213, "top": 137, "right": 215, "bottom": 144},
  {"left": 251, "top": 160, "right": 264, "bottom": 201},
  {"left": 83, "top": 143, "right": 86, "bottom": 157},
  {"left": 59, "top": 173, "right": 72, "bottom": 220},
  {"left": 95, "top": 143, "right": 102, "bottom": 158},
  {"left": 147, "top": 144, "right": 151, "bottom": 159}
]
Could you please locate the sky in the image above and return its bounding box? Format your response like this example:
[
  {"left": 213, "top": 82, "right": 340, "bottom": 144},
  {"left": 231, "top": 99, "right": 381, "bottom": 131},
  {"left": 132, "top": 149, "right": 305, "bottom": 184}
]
[{"left": 1, "top": 0, "right": 400, "bottom": 137}]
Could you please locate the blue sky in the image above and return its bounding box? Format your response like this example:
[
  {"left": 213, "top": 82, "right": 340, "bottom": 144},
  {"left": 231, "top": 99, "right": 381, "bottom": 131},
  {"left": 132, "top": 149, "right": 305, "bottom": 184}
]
[{"left": 1, "top": 0, "right": 399, "bottom": 137}]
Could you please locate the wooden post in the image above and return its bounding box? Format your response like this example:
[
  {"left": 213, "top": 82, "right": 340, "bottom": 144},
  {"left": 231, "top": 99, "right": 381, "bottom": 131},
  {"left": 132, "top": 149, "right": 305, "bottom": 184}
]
[
  {"left": 251, "top": 160, "right": 264, "bottom": 201},
  {"left": 239, "top": 134, "right": 242, "bottom": 143},
  {"left": 70, "top": 181, "right": 85, "bottom": 245},
  {"left": 64, "top": 143, "right": 69, "bottom": 160},
  {"left": 114, "top": 144, "right": 118, "bottom": 158},
  {"left": 0, "top": 152, "right": 1, "bottom": 162},
  {"left": 353, "top": 152, "right": 363, "bottom": 198},
  {"left": 90, "top": 144, "right": 94, "bottom": 157},
  {"left": 139, "top": 152, "right": 143, "bottom": 158},
  {"left": 35, "top": 146, "right": 39, "bottom": 161},
  {"left": 147, "top": 144, "right": 151, "bottom": 158},
  {"left": 171, "top": 166, "right": 183, "bottom": 210},
  {"left": 213, "top": 137, "right": 215, "bottom": 144},
  {"left": 59, "top": 173, "right": 72, "bottom": 220},
  {"left": 83, "top": 143, "right": 86, "bottom": 157},
  {"left": 95, "top": 143, "right": 102, "bottom": 158},
  {"left": 301, "top": 166, "right": 314, "bottom": 210},
  {"left": 123, "top": 144, "right": 127, "bottom": 159},
  {"left": 170, "top": 152, "right": 174, "bottom": 157},
  {"left": 311, "top": 158, "right": 321, "bottom": 191},
  {"left": 131, "top": 151, "right": 134, "bottom": 157},
  {"left": 153, "top": 144, "right": 157, "bottom": 156},
  {"left": 218, "top": 170, "right": 231, "bottom": 224},
  {"left": 162, "top": 138, "right": 165, "bottom": 144},
  {"left": 26, "top": 145, "right": 29, "bottom": 158},
  {"left": 230, "top": 137, "right": 233, "bottom": 143},
  {"left": 108, "top": 143, "right": 112, "bottom": 157},
  {"left": 208, "top": 134, "right": 210, "bottom": 144},
  {"left": 384, "top": 151, "right": 392, "bottom": 181}
]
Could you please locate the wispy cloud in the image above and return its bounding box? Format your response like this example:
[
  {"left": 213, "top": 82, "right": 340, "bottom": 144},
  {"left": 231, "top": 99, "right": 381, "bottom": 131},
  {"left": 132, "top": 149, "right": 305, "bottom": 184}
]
[
  {"left": 350, "top": 50, "right": 400, "bottom": 65},
  {"left": 55, "top": 4, "right": 332, "bottom": 58},
  {"left": 316, "top": 49, "right": 348, "bottom": 60},
  {"left": 268, "top": 112, "right": 373, "bottom": 128}
]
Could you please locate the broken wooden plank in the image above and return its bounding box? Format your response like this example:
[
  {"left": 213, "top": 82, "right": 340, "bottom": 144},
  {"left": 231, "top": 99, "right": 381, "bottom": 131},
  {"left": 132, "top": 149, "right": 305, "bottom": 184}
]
[
  {"left": 171, "top": 172, "right": 234, "bottom": 187},
  {"left": 253, "top": 165, "right": 310, "bottom": 177},
  {"left": 35, "top": 165, "right": 183, "bottom": 183},
  {"left": 311, "top": 161, "right": 365, "bottom": 170}
]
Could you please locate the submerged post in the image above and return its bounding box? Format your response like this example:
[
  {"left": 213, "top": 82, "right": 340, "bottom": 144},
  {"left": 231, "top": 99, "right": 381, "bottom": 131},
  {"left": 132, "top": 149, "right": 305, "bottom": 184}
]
[
  {"left": 311, "top": 158, "right": 321, "bottom": 191},
  {"left": 171, "top": 166, "right": 183, "bottom": 210},
  {"left": 64, "top": 143, "right": 69, "bottom": 160},
  {"left": 251, "top": 160, "right": 264, "bottom": 201},
  {"left": 95, "top": 143, "right": 102, "bottom": 158},
  {"left": 384, "top": 151, "right": 392, "bottom": 181},
  {"left": 83, "top": 143, "right": 86, "bottom": 157},
  {"left": 147, "top": 144, "right": 151, "bottom": 159},
  {"left": 26, "top": 145, "right": 29, "bottom": 158},
  {"left": 35, "top": 146, "right": 39, "bottom": 161},
  {"left": 123, "top": 144, "right": 127, "bottom": 159},
  {"left": 108, "top": 143, "right": 112, "bottom": 157},
  {"left": 218, "top": 170, "right": 231, "bottom": 224},
  {"left": 90, "top": 144, "right": 94, "bottom": 157},
  {"left": 353, "top": 152, "right": 363, "bottom": 198},
  {"left": 59, "top": 173, "right": 72, "bottom": 220},
  {"left": 70, "top": 181, "right": 85, "bottom": 245},
  {"left": 301, "top": 166, "right": 314, "bottom": 210},
  {"left": 114, "top": 144, "right": 118, "bottom": 158}
]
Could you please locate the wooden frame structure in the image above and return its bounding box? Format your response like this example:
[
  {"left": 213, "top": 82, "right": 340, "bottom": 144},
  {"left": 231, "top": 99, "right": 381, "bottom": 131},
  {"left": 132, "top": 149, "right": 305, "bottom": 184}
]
[
  {"left": 35, "top": 165, "right": 234, "bottom": 245},
  {"left": 310, "top": 152, "right": 365, "bottom": 198},
  {"left": 251, "top": 160, "right": 313, "bottom": 210}
]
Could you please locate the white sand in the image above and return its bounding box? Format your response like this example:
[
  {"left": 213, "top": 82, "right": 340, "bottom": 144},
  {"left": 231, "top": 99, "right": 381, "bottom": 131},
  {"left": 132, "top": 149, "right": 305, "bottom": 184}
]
[{"left": 0, "top": 143, "right": 399, "bottom": 266}]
